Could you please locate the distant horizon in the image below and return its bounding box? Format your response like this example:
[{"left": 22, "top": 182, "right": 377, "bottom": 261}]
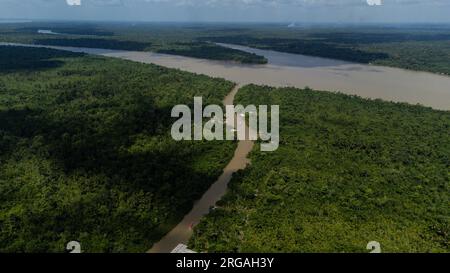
[
  {"left": 1, "top": 1, "right": 450, "bottom": 24},
  {"left": 3, "top": 18, "right": 450, "bottom": 26}
]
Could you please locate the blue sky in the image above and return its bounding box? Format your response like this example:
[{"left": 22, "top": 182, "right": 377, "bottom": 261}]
[{"left": 1, "top": 0, "right": 449, "bottom": 23}]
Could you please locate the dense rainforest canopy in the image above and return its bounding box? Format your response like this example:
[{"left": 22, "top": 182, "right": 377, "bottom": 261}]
[
  {"left": 0, "top": 45, "right": 236, "bottom": 252},
  {"left": 1, "top": 22, "right": 449, "bottom": 253},
  {"left": 190, "top": 85, "right": 450, "bottom": 253}
]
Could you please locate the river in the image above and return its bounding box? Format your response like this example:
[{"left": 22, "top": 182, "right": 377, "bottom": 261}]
[
  {"left": 1, "top": 42, "right": 450, "bottom": 110},
  {"left": 148, "top": 84, "right": 255, "bottom": 253}
]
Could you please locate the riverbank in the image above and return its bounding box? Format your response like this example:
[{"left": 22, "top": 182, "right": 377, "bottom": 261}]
[{"left": 2, "top": 42, "right": 449, "bottom": 111}]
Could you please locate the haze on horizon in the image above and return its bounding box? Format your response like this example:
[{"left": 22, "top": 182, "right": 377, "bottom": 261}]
[{"left": 0, "top": 0, "right": 449, "bottom": 23}]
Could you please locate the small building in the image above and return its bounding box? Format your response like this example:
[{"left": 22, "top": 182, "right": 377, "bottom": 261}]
[{"left": 171, "top": 244, "right": 196, "bottom": 253}]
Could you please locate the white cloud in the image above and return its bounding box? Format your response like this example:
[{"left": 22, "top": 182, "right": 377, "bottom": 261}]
[
  {"left": 367, "top": 0, "right": 382, "bottom": 6},
  {"left": 6, "top": 0, "right": 444, "bottom": 8},
  {"left": 66, "top": 0, "right": 81, "bottom": 6}
]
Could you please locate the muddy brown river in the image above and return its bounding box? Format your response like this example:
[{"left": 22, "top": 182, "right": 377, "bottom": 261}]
[
  {"left": 148, "top": 85, "right": 255, "bottom": 253},
  {"left": 110, "top": 48, "right": 450, "bottom": 111},
  {"left": 2, "top": 42, "right": 449, "bottom": 110}
]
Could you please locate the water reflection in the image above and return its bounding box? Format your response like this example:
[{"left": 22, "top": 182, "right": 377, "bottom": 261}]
[{"left": 217, "top": 42, "right": 353, "bottom": 68}]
